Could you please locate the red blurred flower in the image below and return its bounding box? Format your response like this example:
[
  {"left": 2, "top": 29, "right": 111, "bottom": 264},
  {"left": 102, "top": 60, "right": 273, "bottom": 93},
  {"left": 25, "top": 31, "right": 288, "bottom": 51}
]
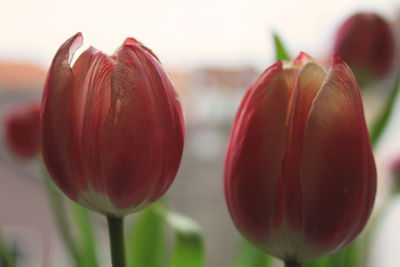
[
  {"left": 41, "top": 33, "right": 185, "bottom": 216},
  {"left": 224, "top": 53, "right": 376, "bottom": 262},
  {"left": 5, "top": 101, "right": 41, "bottom": 159},
  {"left": 334, "top": 12, "right": 395, "bottom": 85}
]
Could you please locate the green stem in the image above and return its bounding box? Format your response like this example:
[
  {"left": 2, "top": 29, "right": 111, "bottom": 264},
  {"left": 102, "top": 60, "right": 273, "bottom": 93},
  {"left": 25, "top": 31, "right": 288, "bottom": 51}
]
[
  {"left": 107, "top": 216, "right": 126, "bottom": 267},
  {"left": 285, "top": 260, "right": 302, "bottom": 267}
]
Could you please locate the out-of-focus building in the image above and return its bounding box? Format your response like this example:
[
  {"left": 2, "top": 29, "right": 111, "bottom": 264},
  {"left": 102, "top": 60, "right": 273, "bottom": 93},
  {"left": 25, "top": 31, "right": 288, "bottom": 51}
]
[{"left": 0, "top": 62, "right": 46, "bottom": 91}]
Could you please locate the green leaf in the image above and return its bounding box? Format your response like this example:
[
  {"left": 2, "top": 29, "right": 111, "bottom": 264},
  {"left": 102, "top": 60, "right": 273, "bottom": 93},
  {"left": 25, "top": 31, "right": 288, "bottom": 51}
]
[
  {"left": 369, "top": 69, "right": 400, "bottom": 147},
  {"left": 273, "top": 32, "right": 290, "bottom": 61},
  {"left": 233, "top": 238, "right": 271, "bottom": 267},
  {"left": 127, "top": 205, "right": 166, "bottom": 267},
  {"left": 303, "top": 256, "right": 329, "bottom": 267},
  {"left": 304, "top": 242, "right": 359, "bottom": 267},
  {"left": 42, "top": 168, "right": 80, "bottom": 266},
  {"left": 0, "top": 228, "right": 17, "bottom": 267},
  {"left": 71, "top": 202, "right": 99, "bottom": 267},
  {"left": 41, "top": 162, "right": 98, "bottom": 267},
  {"left": 158, "top": 209, "right": 204, "bottom": 267}
]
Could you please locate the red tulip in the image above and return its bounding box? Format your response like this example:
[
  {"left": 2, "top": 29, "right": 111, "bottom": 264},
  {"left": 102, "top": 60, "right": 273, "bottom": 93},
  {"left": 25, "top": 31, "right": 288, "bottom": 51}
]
[
  {"left": 334, "top": 12, "right": 395, "bottom": 85},
  {"left": 5, "top": 101, "right": 41, "bottom": 159},
  {"left": 224, "top": 53, "right": 376, "bottom": 262},
  {"left": 41, "top": 33, "right": 185, "bottom": 216}
]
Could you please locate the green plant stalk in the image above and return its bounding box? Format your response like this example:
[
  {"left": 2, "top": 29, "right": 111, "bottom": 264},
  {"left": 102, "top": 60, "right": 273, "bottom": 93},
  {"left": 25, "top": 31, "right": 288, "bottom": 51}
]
[
  {"left": 285, "top": 261, "right": 302, "bottom": 267},
  {"left": 0, "top": 228, "right": 16, "bottom": 267},
  {"left": 369, "top": 69, "right": 400, "bottom": 147},
  {"left": 71, "top": 202, "right": 98, "bottom": 267},
  {"left": 43, "top": 173, "right": 81, "bottom": 265},
  {"left": 107, "top": 216, "right": 126, "bottom": 267}
]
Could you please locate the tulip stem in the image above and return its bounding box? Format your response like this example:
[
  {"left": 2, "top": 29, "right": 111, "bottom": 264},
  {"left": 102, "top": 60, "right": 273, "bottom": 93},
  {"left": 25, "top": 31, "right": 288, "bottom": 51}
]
[
  {"left": 285, "top": 260, "right": 302, "bottom": 267},
  {"left": 107, "top": 215, "right": 126, "bottom": 267}
]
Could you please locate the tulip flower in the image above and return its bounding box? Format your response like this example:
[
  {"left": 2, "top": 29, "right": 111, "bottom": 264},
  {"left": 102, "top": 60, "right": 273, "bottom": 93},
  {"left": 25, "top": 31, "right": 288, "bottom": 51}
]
[
  {"left": 334, "top": 12, "right": 394, "bottom": 86},
  {"left": 5, "top": 101, "right": 41, "bottom": 159},
  {"left": 41, "top": 33, "right": 185, "bottom": 217},
  {"left": 224, "top": 53, "right": 376, "bottom": 265}
]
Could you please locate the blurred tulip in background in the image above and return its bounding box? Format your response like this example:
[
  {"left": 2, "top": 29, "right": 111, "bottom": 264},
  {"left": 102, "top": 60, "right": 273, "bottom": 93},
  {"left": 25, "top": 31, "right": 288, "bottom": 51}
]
[
  {"left": 333, "top": 12, "right": 395, "bottom": 86},
  {"left": 5, "top": 101, "right": 41, "bottom": 159}
]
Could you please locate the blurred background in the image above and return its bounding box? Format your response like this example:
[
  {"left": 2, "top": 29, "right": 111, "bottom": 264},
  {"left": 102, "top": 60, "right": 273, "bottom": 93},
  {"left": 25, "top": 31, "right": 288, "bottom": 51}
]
[{"left": 0, "top": 0, "right": 400, "bottom": 266}]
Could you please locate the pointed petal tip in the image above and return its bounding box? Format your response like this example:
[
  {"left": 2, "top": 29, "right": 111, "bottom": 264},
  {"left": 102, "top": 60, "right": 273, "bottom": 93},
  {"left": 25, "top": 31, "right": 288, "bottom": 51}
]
[
  {"left": 118, "top": 37, "right": 161, "bottom": 64},
  {"left": 66, "top": 32, "right": 83, "bottom": 64},
  {"left": 122, "top": 37, "right": 140, "bottom": 46},
  {"left": 331, "top": 53, "right": 346, "bottom": 66},
  {"left": 293, "top": 52, "right": 313, "bottom": 67},
  {"left": 273, "top": 60, "right": 283, "bottom": 69}
]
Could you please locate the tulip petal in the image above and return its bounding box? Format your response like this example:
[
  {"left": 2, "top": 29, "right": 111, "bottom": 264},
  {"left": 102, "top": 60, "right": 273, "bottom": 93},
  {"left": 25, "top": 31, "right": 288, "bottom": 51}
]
[
  {"left": 113, "top": 38, "right": 161, "bottom": 63},
  {"left": 41, "top": 32, "right": 83, "bottom": 200},
  {"left": 292, "top": 52, "right": 313, "bottom": 68},
  {"left": 100, "top": 43, "right": 184, "bottom": 212},
  {"left": 300, "top": 55, "right": 376, "bottom": 259},
  {"left": 68, "top": 47, "right": 115, "bottom": 205},
  {"left": 224, "top": 62, "right": 296, "bottom": 256},
  {"left": 279, "top": 62, "right": 326, "bottom": 231}
]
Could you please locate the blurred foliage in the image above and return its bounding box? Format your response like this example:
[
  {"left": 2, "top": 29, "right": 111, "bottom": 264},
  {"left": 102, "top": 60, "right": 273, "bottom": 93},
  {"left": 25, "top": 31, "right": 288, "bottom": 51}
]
[
  {"left": 369, "top": 69, "right": 400, "bottom": 147},
  {"left": 127, "top": 205, "right": 166, "bottom": 267},
  {"left": 273, "top": 33, "right": 290, "bottom": 61},
  {"left": 0, "top": 228, "right": 16, "bottom": 267},
  {"left": 233, "top": 238, "right": 271, "bottom": 267},
  {"left": 127, "top": 203, "right": 204, "bottom": 267}
]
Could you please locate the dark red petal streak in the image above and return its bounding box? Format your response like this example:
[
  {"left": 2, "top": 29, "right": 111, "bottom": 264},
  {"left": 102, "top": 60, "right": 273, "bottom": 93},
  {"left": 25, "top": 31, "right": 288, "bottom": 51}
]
[
  {"left": 41, "top": 33, "right": 82, "bottom": 200},
  {"left": 69, "top": 47, "right": 115, "bottom": 197},
  {"left": 100, "top": 44, "right": 184, "bottom": 209},
  {"left": 224, "top": 62, "right": 294, "bottom": 243},
  {"left": 300, "top": 55, "right": 376, "bottom": 255}
]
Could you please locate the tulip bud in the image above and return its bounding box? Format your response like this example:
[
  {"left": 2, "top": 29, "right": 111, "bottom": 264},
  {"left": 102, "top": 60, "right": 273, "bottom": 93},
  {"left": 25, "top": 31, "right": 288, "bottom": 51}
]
[
  {"left": 5, "top": 101, "right": 41, "bottom": 159},
  {"left": 41, "top": 33, "right": 185, "bottom": 216},
  {"left": 224, "top": 53, "right": 376, "bottom": 263},
  {"left": 334, "top": 12, "right": 395, "bottom": 86}
]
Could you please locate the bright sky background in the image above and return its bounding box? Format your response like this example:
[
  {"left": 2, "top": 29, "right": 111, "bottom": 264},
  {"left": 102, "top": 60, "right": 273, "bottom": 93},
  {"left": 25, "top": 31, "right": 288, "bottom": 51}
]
[{"left": 0, "top": 0, "right": 398, "bottom": 68}]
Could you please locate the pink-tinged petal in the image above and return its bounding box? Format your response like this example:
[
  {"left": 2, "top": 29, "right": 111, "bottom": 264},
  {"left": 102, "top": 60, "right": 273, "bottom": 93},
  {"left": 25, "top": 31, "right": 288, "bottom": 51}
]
[
  {"left": 68, "top": 47, "right": 115, "bottom": 203},
  {"left": 41, "top": 32, "right": 83, "bottom": 200},
  {"left": 113, "top": 38, "right": 161, "bottom": 63},
  {"left": 224, "top": 62, "right": 296, "bottom": 256},
  {"left": 278, "top": 62, "right": 326, "bottom": 231},
  {"left": 300, "top": 55, "right": 376, "bottom": 259},
  {"left": 292, "top": 52, "right": 313, "bottom": 67},
  {"left": 100, "top": 43, "right": 184, "bottom": 211}
]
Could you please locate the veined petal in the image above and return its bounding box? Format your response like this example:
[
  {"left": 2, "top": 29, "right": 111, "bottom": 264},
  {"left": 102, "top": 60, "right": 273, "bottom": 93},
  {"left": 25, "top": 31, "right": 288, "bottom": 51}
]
[
  {"left": 279, "top": 62, "right": 326, "bottom": 231},
  {"left": 100, "top": 43, "right": 184, "bottom": 212},
  {"left": 299, "top": 55, "right": 376, "bottom": 259},
  {"left": 113, "top": 38, "right": 161, "bottom": 63},
  {"left": 224, "top": 62, "right": 296, "bottom": 257},
  {"left": 41, "top": 32, "right": 82, "bottom": 200},
  {"left": 68, "top": 47, "right": 115, "bottom": 204}
]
